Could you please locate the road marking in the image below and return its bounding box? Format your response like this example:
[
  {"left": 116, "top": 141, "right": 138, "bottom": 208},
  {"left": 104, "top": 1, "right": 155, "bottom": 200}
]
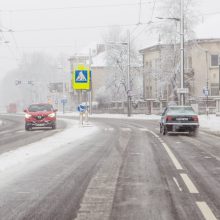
[
  {"left": 17, "top": 130, "right": 25, "bottom": 133},
  {"left": 161, "top": 142, "right": 183, "bottom": 170},
  {"left": 196, "top": 201, "right": 217, "bottom": 220},
  {"left": 150, "top": 131, "right": 159, "bottom": 138},
  {"left": 139, "top": 128, "right": 149, "bottom": 132},
  {"left": 121, "top": 127, "right": 131, "bottom": 131},
  {"left": 173, "top": 177, "right": 183, "bottom": 191},
  {"left": 149, "top": 131, "right": 183, "bottom": 170},
  {"left": 180, "top": 173, "right": 199, "bottom": 194},
  {"left": 104, "top": 128, "right": 114, "bottom": 131}
]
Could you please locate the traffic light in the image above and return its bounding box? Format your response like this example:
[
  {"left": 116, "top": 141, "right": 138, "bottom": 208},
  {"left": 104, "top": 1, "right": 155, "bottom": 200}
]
[
  {"left": 27, "top": 81, "right": 33, "bottom": 85},
  {"left": 15, "top": 80, "right": 21, "bottom": 85}
]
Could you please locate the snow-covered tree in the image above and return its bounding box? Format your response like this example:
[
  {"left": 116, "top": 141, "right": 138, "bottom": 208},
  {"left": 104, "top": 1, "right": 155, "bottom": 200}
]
[
  {"left": 101, "top": 27, "right": 142, "bottom": 102},
  {"left": 150, "top": 0, "right": 198, "bottom": 102}
]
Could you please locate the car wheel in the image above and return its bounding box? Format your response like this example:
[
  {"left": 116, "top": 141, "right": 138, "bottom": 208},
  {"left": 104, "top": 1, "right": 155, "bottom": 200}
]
[
  {"left": 159, "top": 124, "right": 162, "bottom": 133},
  {"left": 51, "top": 124, "right": 56, "bottom": 130},
  {"left": 162, "top": 125, "right": 167, "bottom": 135},
  {"left": 25, "top": 125, "right": 31, "bottom": 131}
]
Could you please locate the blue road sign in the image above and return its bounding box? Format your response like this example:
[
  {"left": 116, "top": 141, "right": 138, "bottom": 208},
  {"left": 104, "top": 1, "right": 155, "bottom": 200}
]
[
  {"left": 75, "top": 70, "right": 88, "bottom": 83},
  {"left": 77, "top": 104, "right": 86, "bottom": 112},
  {"left": 61, "top": 98, "right": 67, "bottom": 104}
]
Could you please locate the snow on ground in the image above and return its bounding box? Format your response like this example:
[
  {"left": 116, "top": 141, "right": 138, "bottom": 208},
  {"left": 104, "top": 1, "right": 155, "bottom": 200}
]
[
  {"left": 59, "top": 112, "right": 220, "bottom": 134},
  {"left": 0, "top": 112, "right": 219, "bottom": 173},
  {"left": 199, "top": 114, "right": 220, "bottom": 134},
  {"left": 0, "top": 118, "right": 99, "bottom": 172},
  {"left": 59, "top": 112, "right": 161, "bottom": 120}
]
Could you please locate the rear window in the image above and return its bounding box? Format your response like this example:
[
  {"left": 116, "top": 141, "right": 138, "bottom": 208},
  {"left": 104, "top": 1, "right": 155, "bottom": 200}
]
[
  {"left": 28, "top": 104, "right": 53, "bottom": 112},
  {"left": 167, "top": 107, "right": 196, "bottom": 115}
]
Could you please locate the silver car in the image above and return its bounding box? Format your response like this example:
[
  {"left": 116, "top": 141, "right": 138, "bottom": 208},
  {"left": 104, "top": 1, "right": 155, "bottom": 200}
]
[{"left": 160, "top": 106, "right": 199, "bottom": 136}]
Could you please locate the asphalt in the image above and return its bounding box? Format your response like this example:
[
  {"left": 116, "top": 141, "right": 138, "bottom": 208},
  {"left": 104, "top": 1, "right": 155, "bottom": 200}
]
[{"left": 0, "top": 115, "right": 219, "bottom": 220}]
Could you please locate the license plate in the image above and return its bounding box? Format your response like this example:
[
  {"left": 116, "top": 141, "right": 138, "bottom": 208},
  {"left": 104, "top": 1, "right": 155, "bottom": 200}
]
[
  {"left": 35, "top": 124, "right": 45, "bottom": 127},
  {"left": 176, "top": 118, "right": 188, "bottom": 121}
]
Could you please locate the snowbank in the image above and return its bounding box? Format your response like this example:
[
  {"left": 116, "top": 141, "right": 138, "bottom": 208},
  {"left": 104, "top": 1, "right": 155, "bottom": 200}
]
[
  {"left": 58, "top": 112, "right": 161, "bottom": 120},
  {"left": 59, "top": 112, "right": 220, "bottom": 134},
  {"left": 0, "top": 119, "right": 98, "bottom": 172},
  {"left": 199, "top": 114, "right": 220, "bottom": 134}
]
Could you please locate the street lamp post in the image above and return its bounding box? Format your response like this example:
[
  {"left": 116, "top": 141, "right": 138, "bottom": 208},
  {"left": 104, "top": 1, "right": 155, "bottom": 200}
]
[
  {"left": 155, "top": 0, "right": 185, "bottom": 106},
  {"left": 127, "top": 30, "right": 131, "bottom": 117},
  {"left": 180, "top": 0, "right": 185, "bottom": 105}
]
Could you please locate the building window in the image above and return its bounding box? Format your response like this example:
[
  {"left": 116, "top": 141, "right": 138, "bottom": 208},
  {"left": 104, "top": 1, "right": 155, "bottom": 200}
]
[
  {"left": 211, "top": 55, "right": 219, "bottom": 67},
  {"left": 188, "top": 56, "right": 192, "bottom": 69},
  {"left": 211, "top": 83, "right": 219, "bottom": 96}
]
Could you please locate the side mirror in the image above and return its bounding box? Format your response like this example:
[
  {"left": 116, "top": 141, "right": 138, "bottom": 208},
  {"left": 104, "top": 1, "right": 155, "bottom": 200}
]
[
  {"left": 24, "top": 109, "right": 27, "bottom": 113},
  {"left": 54, "top": 109, "right": 58, "bottom": 112}
]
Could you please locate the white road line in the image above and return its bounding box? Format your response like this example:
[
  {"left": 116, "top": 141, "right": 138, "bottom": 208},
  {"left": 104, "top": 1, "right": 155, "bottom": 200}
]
[
  {"left": 104, "top": 128, "right": 114, "bottom": 131},
  {"left": 121, "top": 128, "right": 131, "bottom": 131},
  {"left": 173, "top": 177, "right": 183, "bottom": 191},
  {"left": 139, "top": 128, "right": 149, "bottom": 132},
  {"left": 196, "top": 201, "right": 217, "bottom": 220},
  {"left": 180, "top": 173, "right": 199, "bottom": 194},
  {"left": 16, "top": 130, "right": 25, "bottom": 133},
  {"left": 150, "top": 131, "right": 159, "bottom": 138},
  {"left": 161, "top": 142, "right": 183, "bottom": 170}
]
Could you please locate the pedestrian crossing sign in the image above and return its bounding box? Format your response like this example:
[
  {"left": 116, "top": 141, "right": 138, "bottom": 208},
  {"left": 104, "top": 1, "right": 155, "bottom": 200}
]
[{"left": 72, "top": 64, "right": 90, "bottom": 90}]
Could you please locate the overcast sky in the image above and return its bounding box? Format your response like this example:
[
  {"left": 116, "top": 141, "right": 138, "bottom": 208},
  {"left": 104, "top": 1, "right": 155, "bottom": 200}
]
[{"left": 0, "top": 0, "right": 220, "bottom": 80}]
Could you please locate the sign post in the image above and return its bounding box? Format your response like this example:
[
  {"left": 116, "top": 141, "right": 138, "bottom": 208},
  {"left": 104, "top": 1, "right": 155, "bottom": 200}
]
[
  {"left": 72, "top": 64, "right": 91, "bottom": 124},
  {"left": 77, "top": 103, "right": 87, "bottom": 125}
]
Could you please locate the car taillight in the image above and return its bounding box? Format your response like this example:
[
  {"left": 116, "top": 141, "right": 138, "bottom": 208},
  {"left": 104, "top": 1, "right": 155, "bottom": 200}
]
[
  {"left": 166, "top": 116, "right": 173, "bottom": 121},
  {"left": 192, "top": 115, "right": 199, "bottom": 122}
]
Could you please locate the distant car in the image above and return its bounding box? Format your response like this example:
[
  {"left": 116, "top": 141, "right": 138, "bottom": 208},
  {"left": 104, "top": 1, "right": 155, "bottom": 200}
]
[
  {"left": 7, "top": 103, "right": 17, "bottom": 113},
  {"left": 160, "top": 106, "right": 199, "bottom": 136},
  {"left": 24, "top": 103, "right": 57, "bottom": 131}
]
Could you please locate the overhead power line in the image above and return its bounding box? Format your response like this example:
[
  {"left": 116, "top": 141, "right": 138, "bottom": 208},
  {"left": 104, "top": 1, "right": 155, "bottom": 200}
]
[
  {"left": 2, "top": 1, "right": 152, "bottom": 13},
  {"left": 1, "top": 23, "right": 150, "bottom": 33},
  {"left": 131, "top": 0, "right": 157, "bottom": 42}
]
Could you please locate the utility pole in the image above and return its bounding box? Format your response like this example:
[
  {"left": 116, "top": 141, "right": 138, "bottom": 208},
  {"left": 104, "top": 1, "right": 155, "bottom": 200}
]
[
  {"left": 127, "top": 30, "right": 132, "bottom": 117},
  {"left": 180, "top": 0, "right": 185, "bottom": 105},
  {"left": 89, "top": 49, "right": 92, "bottom": 115},
  {"left": 205, "top": 50, "right": 209, "bottom": 117}
]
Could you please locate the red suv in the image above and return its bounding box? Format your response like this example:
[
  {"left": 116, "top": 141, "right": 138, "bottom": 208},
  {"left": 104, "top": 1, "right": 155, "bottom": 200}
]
[{"left": 24, "top": 103, "right": 57, "bottom": 131}]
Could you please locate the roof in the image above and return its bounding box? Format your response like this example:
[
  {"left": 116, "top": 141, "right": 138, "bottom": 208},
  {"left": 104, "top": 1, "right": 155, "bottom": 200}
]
[
  {"left": 139, "top": 44, "right": 173, "bottom": 53},
  {"left": 139, "top": 38, "right": 220, "bottom": 53},
  {"left": 91, "top": 52, "right": 106, "bottom": 68}
]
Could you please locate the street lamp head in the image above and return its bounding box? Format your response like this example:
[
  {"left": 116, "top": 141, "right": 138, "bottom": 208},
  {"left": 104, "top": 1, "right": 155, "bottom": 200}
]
[
  {"left": 155, "top": 16, "right": 180, "bottom": 21},
  {"left": 106, "top": 41, "right": 128, "bottom": 46}
]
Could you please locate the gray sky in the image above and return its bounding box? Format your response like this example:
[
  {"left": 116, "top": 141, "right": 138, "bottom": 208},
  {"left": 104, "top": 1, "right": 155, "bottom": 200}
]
[{"left": 0, "top": 0, "right": 220, "bottom": 80}]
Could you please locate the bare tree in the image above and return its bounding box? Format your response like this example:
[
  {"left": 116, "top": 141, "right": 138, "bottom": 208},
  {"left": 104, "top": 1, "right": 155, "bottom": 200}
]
[
  {"left": 102, "top": 27, "right": 142, "bottom": 102},
  {"left": 150, "top": 0, "right": 198, "bottom": 102}
]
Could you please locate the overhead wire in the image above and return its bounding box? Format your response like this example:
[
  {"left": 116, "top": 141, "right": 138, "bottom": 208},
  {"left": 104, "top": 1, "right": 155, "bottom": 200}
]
[
  {"left": 131, "top": 0, "right": 157, "bottom": 42},
  {"left": 1, "top": 22, "right": 151, "bottom": 33},
  {"left": 0, "top": 30, "right": 18, "bottom": 61},
  {"left": 2, "top": 1, "right": 152, "bottom": 13}
]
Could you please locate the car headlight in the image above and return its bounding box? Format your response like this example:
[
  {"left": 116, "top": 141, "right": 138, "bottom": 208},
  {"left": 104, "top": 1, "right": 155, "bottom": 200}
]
[
  {"left": 48, "top": 113, "right": 55, "bottom": 118},
  {"left": 25, "top": 114, "right": 32, "bottom": 119}
]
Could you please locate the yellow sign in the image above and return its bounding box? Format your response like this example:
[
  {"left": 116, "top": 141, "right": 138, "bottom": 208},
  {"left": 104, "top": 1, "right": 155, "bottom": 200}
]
[{"left": 72, "top": 64, "right": 90, "bottom": 90}]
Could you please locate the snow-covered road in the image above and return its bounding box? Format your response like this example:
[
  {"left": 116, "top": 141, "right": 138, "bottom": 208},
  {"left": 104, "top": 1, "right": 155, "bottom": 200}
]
[{"left": 0, "top": 118, "right": 99, "bottom": 173}]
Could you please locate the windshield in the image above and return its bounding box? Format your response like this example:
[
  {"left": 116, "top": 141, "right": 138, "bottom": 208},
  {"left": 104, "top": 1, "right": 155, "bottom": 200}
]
[
  {"left": 28, "top": 104, "right": 53, "bottom": 112},
  {"left": 167, "top": 107, "right": 196, "bottom": 115}
]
